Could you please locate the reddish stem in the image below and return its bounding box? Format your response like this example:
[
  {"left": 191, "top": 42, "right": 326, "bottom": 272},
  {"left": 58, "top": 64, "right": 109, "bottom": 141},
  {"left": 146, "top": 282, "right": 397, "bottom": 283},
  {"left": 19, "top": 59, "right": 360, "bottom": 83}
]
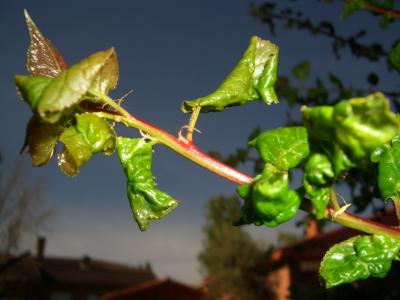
[{"left": 95, "top": 107, "right": 400, "bottom": 238}]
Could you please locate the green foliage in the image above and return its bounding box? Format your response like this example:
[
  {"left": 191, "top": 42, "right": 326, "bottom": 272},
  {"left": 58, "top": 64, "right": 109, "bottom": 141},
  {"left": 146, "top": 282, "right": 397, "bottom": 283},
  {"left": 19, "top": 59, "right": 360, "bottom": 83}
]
[
  {"left": 371, "top": 137, "right": 400, "bottom": 200},
  {"left": 182, "top": 36, "right": 278, "bottom": 113},
  {"left": 249, "top": 127, "right": 309, "bottom": 171},
  {"left": 342, "top": 0, "right": 367, "bottom": 18},
  {"left": 389, "top": 42, "right": 400, "bottom": 70},
  {"left": 116, "top": 137, "right": 178, "bottom": 230},
  {"left": 237, "top": 164, "right": 302, "bottom": 227},
  {"left": 303, "top": 92, "right": 400, "bottom": 169},
  {"left": 292, "top": 61, "right": 310, "bottom": 81},
  {"left": 320, "top": 235, "right": 400, "bottom": 288}
]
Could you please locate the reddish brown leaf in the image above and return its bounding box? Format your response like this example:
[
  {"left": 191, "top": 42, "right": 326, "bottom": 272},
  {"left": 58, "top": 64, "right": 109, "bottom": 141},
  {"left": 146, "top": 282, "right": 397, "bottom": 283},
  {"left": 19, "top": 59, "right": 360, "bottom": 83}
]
[{"left": 24, "top": 9, "right": 68, "bottom": 77}]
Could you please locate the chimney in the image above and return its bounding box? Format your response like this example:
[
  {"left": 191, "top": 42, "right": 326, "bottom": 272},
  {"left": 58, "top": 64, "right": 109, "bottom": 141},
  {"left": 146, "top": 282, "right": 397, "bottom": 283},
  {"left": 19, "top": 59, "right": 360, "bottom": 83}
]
[
  {"left": 37, "top": 236, "right": 46, "bottom": 260},
  {"left": 304, "top": 218, "right": 319, "bottom": 239}
]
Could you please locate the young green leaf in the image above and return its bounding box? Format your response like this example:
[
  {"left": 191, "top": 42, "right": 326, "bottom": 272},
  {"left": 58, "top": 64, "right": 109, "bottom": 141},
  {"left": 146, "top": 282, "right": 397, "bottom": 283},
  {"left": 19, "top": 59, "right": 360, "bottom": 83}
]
[
  {"left": 249, "top": 127, "right": 309, "bottom": 171},
  {"left": 237, "top": 164, "right": 301, "bottom": 227},
  {"left": 116, "top": 137, "right": 178, "bottom": 231},
  {"left": 371, "top": 137, "right": 400, "bottom": 200},
  {"left": 14, "top": 75, "right": 53, "bottom": 110},
  {"left": 23, "top": 116, "right": 64, "bottom": 166},
  {"left": 304, "top": 180, "right": 330, "bottom": 220},
  {"left": 305, "top": 153, "right": 334, "bottom": 185},
  {"left": 24, "top": 9, "right": 68, "bottom": 77},
  {"left": 182, "top": 36, "right": 279, "bottom": 113},
  {"left": 291, "top": 61, "right": 310, "bottom": 81},
  {"left": 37, "top": 48, "right": 116, "bottom": 123},
  {"left": 320, "top": 235, "right": 400, "bottom": 288},
  {"left": 58, "top": 113, "right": 116, "bottom": 176}
]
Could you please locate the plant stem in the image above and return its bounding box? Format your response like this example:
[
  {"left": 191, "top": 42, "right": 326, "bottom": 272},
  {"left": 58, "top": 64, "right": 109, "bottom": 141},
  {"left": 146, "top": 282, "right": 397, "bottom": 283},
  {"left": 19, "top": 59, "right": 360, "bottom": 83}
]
[
  {"left": 186, "top": 105, "right": 201, "bottom": 142},
  {"left": 330, "top": 187, "right": 340, "bottom": 211},
  {"left": 90, "top": 92, "right": 400, "bottom": 238},
  {"left": 95, "top": 111, "right": 253, "bottom": 185},
  {"left": 326, "top": 208, "right": 400, "bottom": 238}
]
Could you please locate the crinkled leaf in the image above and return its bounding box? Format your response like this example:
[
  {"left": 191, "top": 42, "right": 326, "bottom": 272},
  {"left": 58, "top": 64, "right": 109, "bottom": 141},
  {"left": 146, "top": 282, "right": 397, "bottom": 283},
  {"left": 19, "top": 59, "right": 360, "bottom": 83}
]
[
  {"left": 58, "top": 113, "right": 116, "bottom": 176},
  {"left": 14, "top": 75, "right": 52, "bottom": 110},
  {"left": 304, "top": 180, "right": 330, "bottom": 219},
  {"left": 371, "top": 137, "right": 400, "bottom": 200},
  {"left": 24, "top": 9, "right": 68, "bottom": 77},
  {"left": 237, "top": 164, "right": 301, "bottom": 227},
  {"left": 305, "top": 153, "right": 334, "bottom": 185},
  {"left": 182, "top": 36, "right": 278, "bottom": 113},
  {"left": 75, "top": 113, "right": 116, "bottom": 155},
  {"left": 37, "top": 48, "right": 116, "bottom": 123},
  {"left": 23, "top": 116, "right": 64, "bottom": 166},
  {"left": 320, "top": 235, "right": 400, "bottom": 288},
  {"left": 116, "top": 137, "right": 178, "bottom": 231},
  {"left": 292, "top": 61, "right": 310, "bottom": 81},
  {"left": 334, "top": 92, "right": 400, "bottom": 168},
  {"left": 388, "top": 42, "right": 400, "bottom": 71},
  {"left": 249, "top": 127, "right": 309, "bottom": 170}
]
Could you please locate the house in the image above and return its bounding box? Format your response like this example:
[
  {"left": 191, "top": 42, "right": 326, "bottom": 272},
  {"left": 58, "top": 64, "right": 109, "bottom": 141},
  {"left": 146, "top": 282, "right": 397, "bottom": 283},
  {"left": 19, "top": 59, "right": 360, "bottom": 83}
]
[
  {"left": 0, "top": 238, "right": 156, "bottom": 300},
  {"left": 101, "top": 278, "right": 204, "bottom": 300}
]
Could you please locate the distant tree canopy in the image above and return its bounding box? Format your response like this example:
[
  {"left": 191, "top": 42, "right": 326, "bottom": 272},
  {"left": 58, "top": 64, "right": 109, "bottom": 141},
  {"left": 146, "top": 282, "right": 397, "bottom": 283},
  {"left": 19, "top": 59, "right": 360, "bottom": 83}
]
[{"left": 198, "top": 195, "right": 272, "bottom": 300}]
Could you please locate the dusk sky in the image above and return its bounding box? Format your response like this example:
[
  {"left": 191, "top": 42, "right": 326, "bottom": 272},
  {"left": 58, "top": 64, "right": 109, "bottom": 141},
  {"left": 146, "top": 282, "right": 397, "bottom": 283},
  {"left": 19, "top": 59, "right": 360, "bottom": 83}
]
[{"left": 1, "top": 0, "right": 399, "bottom": 283}]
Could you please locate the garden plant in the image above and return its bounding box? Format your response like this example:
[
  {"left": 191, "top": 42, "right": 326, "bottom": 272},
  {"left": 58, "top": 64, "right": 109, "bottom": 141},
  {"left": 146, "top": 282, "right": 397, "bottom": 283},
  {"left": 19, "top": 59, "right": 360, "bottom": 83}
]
[{"left": 14, "top": 8, "right": 400, "bottom": 289}]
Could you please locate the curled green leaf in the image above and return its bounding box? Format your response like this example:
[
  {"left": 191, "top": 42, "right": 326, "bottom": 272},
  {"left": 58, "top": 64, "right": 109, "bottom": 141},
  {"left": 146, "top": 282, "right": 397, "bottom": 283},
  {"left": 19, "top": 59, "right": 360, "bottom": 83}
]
[
  {"left": 371, "top": 136, "right": 400, "bottom": 200},
  {"left": 182, "top": 36, "right": 278, "bottom": 113},
  {"left": 249, "top": 127, "right": 309, "bottom": 171},
  {"left": 334, "top": 93, "right": 400, "bottom": 168},
  {"left": 58, "top": 113, "right": 116, "bottom": 176},
  {"left": 117, "top": 137, "right": 178, "bottom": 231},
  {"left": 304, "top": 180, "right": 330, "bottom": 220},
  {"left": 305, "top": 153, "right": 334, "bottom": 185},
  {"left": 237, "top": 164, "right": 301, "bottom": 227},
  {"left": 302, "top": 93, "right": 400, "bottom": 170},
  {"left": 320, "top": 235, "right": 400, "bottom": 288}
]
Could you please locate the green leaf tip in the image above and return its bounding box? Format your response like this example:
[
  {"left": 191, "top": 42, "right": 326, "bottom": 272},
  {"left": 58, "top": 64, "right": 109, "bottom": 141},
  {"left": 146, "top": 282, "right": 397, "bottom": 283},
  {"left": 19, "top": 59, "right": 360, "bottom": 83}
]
[
  {"left": 116, "top": 137, "right": 178, "bottom": 231},
  {"left": 182, "top": 36, "right": 279, "bottom": 113},
  {"left": 320, "top": 235, "right": 400, "bottom": 288}
]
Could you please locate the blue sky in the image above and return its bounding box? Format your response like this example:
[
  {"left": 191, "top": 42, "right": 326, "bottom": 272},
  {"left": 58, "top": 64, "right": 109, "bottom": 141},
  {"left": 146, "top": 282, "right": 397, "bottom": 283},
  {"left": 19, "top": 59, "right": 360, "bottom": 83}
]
[{"left": 0, "top": 0, "right": 399, "bottom": 283}]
